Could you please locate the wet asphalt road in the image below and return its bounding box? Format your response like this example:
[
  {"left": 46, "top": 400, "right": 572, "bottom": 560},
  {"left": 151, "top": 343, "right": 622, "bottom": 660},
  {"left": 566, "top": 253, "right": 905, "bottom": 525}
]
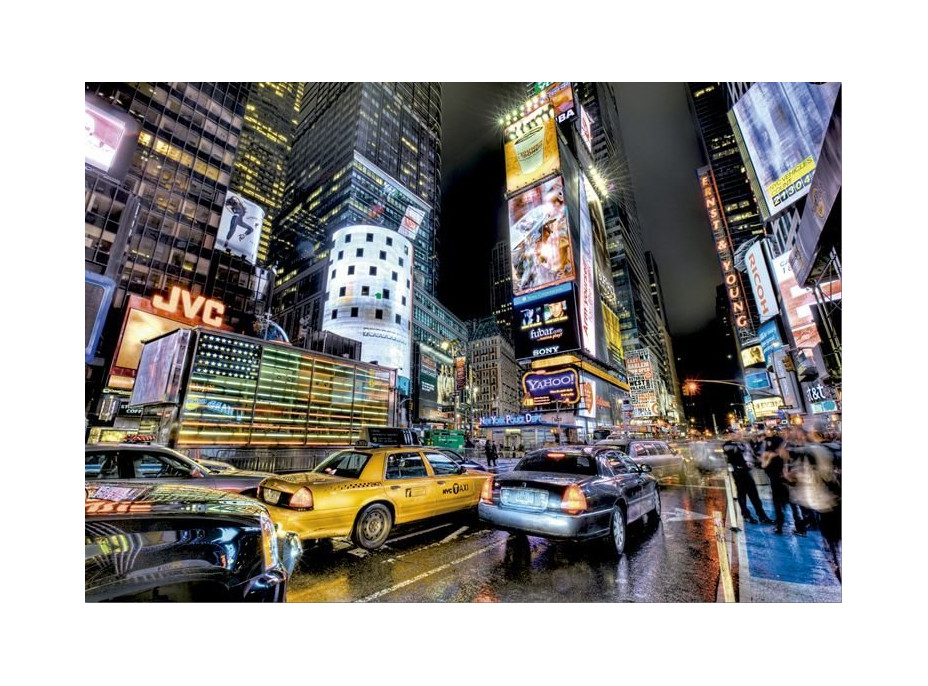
[{"left": 287, "top": 468, "right": 729, "bottom": 603}]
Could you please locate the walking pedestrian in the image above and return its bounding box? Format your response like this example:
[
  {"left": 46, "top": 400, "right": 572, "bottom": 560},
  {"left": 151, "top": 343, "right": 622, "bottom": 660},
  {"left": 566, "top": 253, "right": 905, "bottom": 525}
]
[
  {"left": 491, "top": 441, "right": 500, "bottom": 467},
  {"left": 484, "top": 440, "right": 495, "bottom": 467},
  {"left": 722, "top": 433, "right": 773, "bottom": 525},
  {"left": 793, "top": 430, "right": 842, "bottom": 580},
  {"left": 783, "top": 428, "right": 813, "bottom": 536},
  {"left": 760, "top": 430, "right": 794, "bottom": 535}
]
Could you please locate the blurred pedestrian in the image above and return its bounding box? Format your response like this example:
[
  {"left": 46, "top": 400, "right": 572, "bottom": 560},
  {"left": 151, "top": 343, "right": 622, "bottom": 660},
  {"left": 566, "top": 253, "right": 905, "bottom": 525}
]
[
  {"left": 761, "top": 430, "right": 795, "bottom": 535},
  {"left": 722, "top": 433, "right": 772, "bottom": 525},
  {"left": 783, "top": 428, "right": 814, "bottom": 536},
  {"left": 793, "top": 430, "right": 842, "bottom": 580}
]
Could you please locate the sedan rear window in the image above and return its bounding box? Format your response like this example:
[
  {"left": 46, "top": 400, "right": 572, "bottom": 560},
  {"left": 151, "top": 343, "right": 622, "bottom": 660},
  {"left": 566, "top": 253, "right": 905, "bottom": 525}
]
[
  {"left": 516, "top": 452, "right": 598, "bottom": 475},
  {"left": 313, "top": 451, "right": 372, "bottom": 479}
]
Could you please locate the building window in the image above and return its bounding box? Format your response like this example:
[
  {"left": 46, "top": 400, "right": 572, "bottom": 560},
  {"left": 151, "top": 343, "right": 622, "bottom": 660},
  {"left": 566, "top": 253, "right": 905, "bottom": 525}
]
[
  {"left": 366, "top": 233, "right": 374, "bottom": 242},
  {"left": 379, "top": 250, "right": 387, "bottom": 260},
  {"left": 338, "top": 250, "right": 344, "bottom": 260},
  {"left": 399, "top": 257, "right": 404, "bottom": 267},
  {"left": 361, "top": 285, "right": 370, "bottom": 296},
  {"left": 404, "top": 245, "right": 409, "bottom": 255},
  {"left": 351, "top": 307, "right": 359, "bottom": 317},
  {"left": 386, "top": 237, "right": 393, "bottom": 246},
  {"left": 392, "top": 271, "right": 398, "bottom": 281},
  {"left": 395, "top": 314, "right": 402, "bottom": 325},
  {"left": 331, "top": 310, "right": 338, "bottom": 319},
  {"left": 375, "top": 309, "right": 383, "bottom": 320},
  {"left": 370, "top": 266, "right": 377, "bottom": 275},
  {"left": 339, "top": 286, "right": 346, "bottom": 296},
  {"left": 356, "top": 248, "right": 364, "bottom": 257},
  {"left": 331, "top": 269, "right": 336, "bottom": 280},
  {"left": 348, "top": 265, "right": 355, "bottom": 275},
  {"left": 383, "top": 288, "right": 390, "bottom": 299},
  {"left": 402, "top": 295, "right": 407, "bottom": 306},
  {"left": 345, "top": 234, "right": 351, "bottom": 243}
]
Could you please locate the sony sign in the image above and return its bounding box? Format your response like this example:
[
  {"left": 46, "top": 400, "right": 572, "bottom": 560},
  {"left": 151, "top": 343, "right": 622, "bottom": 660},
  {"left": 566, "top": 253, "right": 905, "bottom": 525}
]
[{"left": 746, "top": 241, "right": 779, "bottom": 323}]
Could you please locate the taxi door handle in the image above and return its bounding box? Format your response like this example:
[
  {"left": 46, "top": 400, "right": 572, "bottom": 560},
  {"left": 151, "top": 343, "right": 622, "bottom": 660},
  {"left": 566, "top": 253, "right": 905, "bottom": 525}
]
[
  {"left": 390, "top": 485, "right": 401, "bottom": 490},
  {"left": 437, "top": 480, "right": 446, "bottom": 485}
]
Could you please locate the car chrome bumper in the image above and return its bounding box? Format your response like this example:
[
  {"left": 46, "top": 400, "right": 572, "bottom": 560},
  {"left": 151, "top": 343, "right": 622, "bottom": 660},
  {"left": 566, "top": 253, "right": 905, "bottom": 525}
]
[{"left": 478, "top": 502, "right": 609, "bottom": 540}]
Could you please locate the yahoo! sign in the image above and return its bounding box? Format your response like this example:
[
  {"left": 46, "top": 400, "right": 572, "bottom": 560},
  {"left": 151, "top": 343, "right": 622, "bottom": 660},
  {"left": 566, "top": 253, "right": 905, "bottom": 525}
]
[{"left": 522, "top": 368, "right": 579, "bottom": 407}]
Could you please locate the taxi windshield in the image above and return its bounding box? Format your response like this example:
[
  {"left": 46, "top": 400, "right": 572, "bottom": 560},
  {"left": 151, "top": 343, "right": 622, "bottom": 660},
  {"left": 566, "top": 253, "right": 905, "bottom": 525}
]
[{"left": 312, "top": 451, "right": 372, "bottom": 479}]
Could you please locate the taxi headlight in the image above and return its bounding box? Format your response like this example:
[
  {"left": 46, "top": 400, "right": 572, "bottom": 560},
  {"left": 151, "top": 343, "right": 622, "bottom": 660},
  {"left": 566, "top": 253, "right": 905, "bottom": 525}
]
[{"left": 259, "top": 513, "right": 280, "bottom": 570}]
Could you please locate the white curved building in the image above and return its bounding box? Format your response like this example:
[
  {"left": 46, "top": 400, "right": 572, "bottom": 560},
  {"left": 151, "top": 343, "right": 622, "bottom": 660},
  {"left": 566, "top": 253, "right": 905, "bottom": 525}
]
[{"left": 322, "top": 225, "right": 414, "bottom": 381}]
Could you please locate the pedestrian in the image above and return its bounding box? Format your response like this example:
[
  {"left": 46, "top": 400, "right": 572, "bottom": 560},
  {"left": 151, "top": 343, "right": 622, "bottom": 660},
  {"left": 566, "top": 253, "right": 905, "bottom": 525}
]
[
  {"left": 722, "top": 433, "right": 773, "bottom": 525},
  {"left": 760, "top": 430, "right": 795, "bottom": 535},
  {"left": 484, "top": 439, "right": 494, "bottom": 467},
  {"left": 490, "top": 441, "right": 500, "bottom": 467},
  {"left": 783, "top": 428, "right": 814, "bottom": 536},
  {"left": 793, "top": 430, "right": 842, "bottom": 580}
]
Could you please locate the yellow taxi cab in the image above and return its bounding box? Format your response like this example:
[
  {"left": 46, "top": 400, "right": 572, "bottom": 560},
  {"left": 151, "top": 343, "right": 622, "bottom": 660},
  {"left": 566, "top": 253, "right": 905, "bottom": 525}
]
[{"left": 257, "top": 444, "right": 491, "bottom": 550}]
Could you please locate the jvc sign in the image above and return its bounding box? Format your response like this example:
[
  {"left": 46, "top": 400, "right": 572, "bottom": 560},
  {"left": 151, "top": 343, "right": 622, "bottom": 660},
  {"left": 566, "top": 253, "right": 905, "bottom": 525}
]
[{"left": 522, "top": 368, "right": 579, "bottom": 407}]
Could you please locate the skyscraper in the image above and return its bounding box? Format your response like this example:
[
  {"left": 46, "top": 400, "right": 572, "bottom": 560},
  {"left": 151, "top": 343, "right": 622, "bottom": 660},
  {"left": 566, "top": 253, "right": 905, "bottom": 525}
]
[
  {"left": 574, "top": 82, "right": 683, "bottom": 424},
  {"left": 85, "top": 82, "right": 266, "bottom": 428},
  {"left": 489, "top": 240, "right": 514, "bottom": 343},
  {"left": 229, "top": 82, "right": 304, "bottom": 265}
]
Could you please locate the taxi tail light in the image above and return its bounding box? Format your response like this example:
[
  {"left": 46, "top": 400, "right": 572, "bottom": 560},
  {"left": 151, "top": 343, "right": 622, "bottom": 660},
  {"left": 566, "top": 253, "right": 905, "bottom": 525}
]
[
  {"left": 561, "top": 484, "right": 588, "bottom": 514},
  {"left": 289, "top": 487, "right": 314, "bottom": 510},
  {"left": 480, "top": 477, "right": 495, "bottom": 504}
]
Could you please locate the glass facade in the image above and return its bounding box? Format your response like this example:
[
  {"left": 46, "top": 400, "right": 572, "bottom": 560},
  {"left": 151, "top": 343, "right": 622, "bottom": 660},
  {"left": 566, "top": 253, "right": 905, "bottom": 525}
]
[{"left": 178, "top": 332, "right": 392, "bottom": 447}]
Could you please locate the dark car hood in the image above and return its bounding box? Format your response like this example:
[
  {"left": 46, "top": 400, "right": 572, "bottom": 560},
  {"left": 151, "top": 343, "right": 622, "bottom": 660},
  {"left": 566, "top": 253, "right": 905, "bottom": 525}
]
[{"left": 85, "top": 481, "right": 267, "bottom": 517}]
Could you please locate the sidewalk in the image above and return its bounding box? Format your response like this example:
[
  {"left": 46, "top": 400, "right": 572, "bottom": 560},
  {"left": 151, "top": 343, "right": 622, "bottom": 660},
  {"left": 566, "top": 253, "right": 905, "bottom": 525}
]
[{"left": 723, "top": 470, "right": 841, "bottom": 602}]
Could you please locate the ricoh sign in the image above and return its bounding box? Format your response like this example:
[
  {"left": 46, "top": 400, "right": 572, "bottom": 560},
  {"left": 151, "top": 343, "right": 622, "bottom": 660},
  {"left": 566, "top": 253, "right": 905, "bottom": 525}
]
[
  {"left": 746, "top": 242, "right": 779, "bottom": 323},
  {"left": 522, "top": 368, "right": 580, "bottom": 407}
]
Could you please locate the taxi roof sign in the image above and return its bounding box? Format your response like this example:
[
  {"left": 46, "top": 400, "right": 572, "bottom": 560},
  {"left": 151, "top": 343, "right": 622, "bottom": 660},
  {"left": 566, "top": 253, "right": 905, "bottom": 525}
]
[{"left": 358, "top": 427, "right": 420, "bottom": 447}]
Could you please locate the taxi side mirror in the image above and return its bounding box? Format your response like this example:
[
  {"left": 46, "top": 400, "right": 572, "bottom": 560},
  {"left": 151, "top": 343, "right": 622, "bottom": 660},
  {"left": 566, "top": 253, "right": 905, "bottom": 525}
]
[{"left": 457, "top": 465, "right": 467, "bottom": 474}]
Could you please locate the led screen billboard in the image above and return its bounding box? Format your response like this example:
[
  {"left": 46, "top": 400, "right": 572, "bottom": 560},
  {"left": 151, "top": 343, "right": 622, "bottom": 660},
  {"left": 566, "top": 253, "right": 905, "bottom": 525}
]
[
  {"left": 729, "top": 82, "right": 840, "bottom": 219},
  {"left": 741, "top": 344, "right": 766, "bottom": 368},
  {"left": 130, "top": 329, "right": 192, "bottom": 406},
  {"left": 577, "top": 176, "right": 596, "bottom": 357},
  {"left": 746, "top": 241, "right": 779, "bottom": 323},
  {"left": 353, "top": 153, "right": 432, "bottom": 242},
  {"left": 109, "top": 308, "right": 194, "bottom": 391},
  {"left": 509, "top": 176, "right": 574, "bottom": 297},
  {"left": 216, "top": 191, "right": 265, "bottom": 265},
  {"left": 85, "top": 93, "right": 140, "bottom": 181},
  {"left": 513, "top": 284, "right": 581, "bottom": 360},
  {"left": 522, "top": 367, "right": 580, "bottom": 407},
  {"left": 772, "top": 251, "right": 842, "bottom": 363},
  {"left": 504, "top": 114, "right": 560, "bottom": 194}
]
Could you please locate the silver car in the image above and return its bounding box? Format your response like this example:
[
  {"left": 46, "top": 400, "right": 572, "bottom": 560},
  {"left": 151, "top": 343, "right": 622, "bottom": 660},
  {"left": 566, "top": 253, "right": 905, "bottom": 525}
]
[
  {"left": 85, "top": 444, "right": 273, "bottom": 496},
  {"left": 594, "top": 438, "right": 685, "bottom": 481},
  {"left": 478, "top": 446, "right": 660, "bottom": 556}
]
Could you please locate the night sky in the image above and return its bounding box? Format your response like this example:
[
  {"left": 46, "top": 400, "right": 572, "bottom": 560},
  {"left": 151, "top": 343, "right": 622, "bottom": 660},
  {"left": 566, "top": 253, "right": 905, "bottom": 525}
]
[{"left": 438, "top": 82, "right": 721, "bottom": 337}]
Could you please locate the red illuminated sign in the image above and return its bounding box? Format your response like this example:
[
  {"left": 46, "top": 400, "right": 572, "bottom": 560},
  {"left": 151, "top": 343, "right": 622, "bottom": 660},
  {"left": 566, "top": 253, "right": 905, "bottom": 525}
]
[{"left": 152, "top": 286, "right": 226, "bottom": 327}]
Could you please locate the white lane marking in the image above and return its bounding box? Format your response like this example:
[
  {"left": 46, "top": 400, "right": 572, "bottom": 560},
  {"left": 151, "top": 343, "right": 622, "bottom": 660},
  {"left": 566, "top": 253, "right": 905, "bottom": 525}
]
[
  {"left": 441, "top": 526, "right": 469, "bottom": 543},
  {"left": 385, "top": 522, "right": 453, "bottom": 544},
  {"left": 663, "top": 508, "right": 711, "bottom": 522},
  {"left": 356, "top": 537, "right": 508, "bottom": 602}
]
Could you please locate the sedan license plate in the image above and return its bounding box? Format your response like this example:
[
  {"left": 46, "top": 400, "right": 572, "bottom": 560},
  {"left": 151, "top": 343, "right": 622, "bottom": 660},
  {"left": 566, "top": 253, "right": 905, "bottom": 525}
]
[
  {"left": 263, "top": 489, "right": 281, "bottom": 505},
  {"left": 501, "top": 488, "right": 548, "bottom": 510}
]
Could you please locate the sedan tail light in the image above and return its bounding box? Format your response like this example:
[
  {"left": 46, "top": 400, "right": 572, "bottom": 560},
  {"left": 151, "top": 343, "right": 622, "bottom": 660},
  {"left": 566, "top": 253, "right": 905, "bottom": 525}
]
[
  {"left": 289, "top": 487, "right": 314, "bottom": 510},
  {"left": 480, "top": 477, "right": 495, "bottom": 504},
  {"left": 561, "top": 484, "right": 588, "bottom": 514}
]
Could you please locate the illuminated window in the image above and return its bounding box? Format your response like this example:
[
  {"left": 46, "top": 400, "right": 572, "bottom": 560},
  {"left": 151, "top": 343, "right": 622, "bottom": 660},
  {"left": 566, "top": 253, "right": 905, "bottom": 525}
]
[
  {"left": 361, "top": 286, "right": 370, "bottom": 296},
  {"left": 375, "top": 309, "right": 383, "bottom": 320},
  {"left": 348, "top": 266, "right": 355, "bottom": 275},
  {"left": 339, "top": 286, "right": 346, "bottom": 296},
  {"left": 351, "top": 307, "right": 359, "bottom": 317},
  {"left": 369, "top": 266, "right": 377, "bottom": 275},
  {"left": 356, "top": 248, "right": 364, "bottom": 257}
]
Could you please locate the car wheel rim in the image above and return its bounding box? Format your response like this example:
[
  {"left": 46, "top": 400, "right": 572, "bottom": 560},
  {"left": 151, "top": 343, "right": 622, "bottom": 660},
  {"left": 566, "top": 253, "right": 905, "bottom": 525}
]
[
  {"left": 363, "top": 511, "right": 385, "bottom": 543},
  {"left": 613, "top": 510, "right": 625, "bottom": 551}
]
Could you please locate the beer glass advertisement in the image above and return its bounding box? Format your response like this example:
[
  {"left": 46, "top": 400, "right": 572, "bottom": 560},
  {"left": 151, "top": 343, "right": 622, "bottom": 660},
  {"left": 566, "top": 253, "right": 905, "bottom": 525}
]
[
  {"left": 729, "top": 82, "right": 840, "bottom": 219},
  {"left": 509, "top": 176, "right": 574, "bottom": 297},
  {"left": 217, "top": 191, "right": 265, "bottom": 265},
  {"left": 505, "top": 115, "right": 560, "bottom": 194},
  {"left": 513, "top": 284, "right": 581, "bottom": 361}
]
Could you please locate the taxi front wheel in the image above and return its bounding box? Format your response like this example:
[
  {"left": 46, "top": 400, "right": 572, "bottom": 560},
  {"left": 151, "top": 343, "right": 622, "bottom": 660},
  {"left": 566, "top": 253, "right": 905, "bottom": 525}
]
[{"left": 353, "top": 503, "right": 393, "bottom": 550}]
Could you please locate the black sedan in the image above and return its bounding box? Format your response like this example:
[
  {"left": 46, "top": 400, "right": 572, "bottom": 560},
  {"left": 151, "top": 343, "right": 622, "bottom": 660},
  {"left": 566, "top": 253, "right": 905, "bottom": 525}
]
[
  {"left": 478, "top": 446, "right": 660, "bottom": 556},
  {"left": 85, "top": 481, "right": 301, "bottom": 602}
]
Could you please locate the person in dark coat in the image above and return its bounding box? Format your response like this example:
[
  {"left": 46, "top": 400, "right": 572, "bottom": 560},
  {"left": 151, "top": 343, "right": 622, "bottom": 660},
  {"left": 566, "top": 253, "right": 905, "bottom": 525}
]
[
  {"left": 485, "top": 440, "right": 497, "bottom": 467},
  {"left": 761, "top": 430, "right": 792, "bottom": 535},
  {"left": 722, "top": 435, "right": 773, "bottom": 525}
]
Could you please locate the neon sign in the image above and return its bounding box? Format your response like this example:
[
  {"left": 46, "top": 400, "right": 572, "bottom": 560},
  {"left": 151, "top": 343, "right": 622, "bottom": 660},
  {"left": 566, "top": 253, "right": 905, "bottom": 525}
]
[{"left": 152, "top": 286, "right": 226, "bottom": 328}]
